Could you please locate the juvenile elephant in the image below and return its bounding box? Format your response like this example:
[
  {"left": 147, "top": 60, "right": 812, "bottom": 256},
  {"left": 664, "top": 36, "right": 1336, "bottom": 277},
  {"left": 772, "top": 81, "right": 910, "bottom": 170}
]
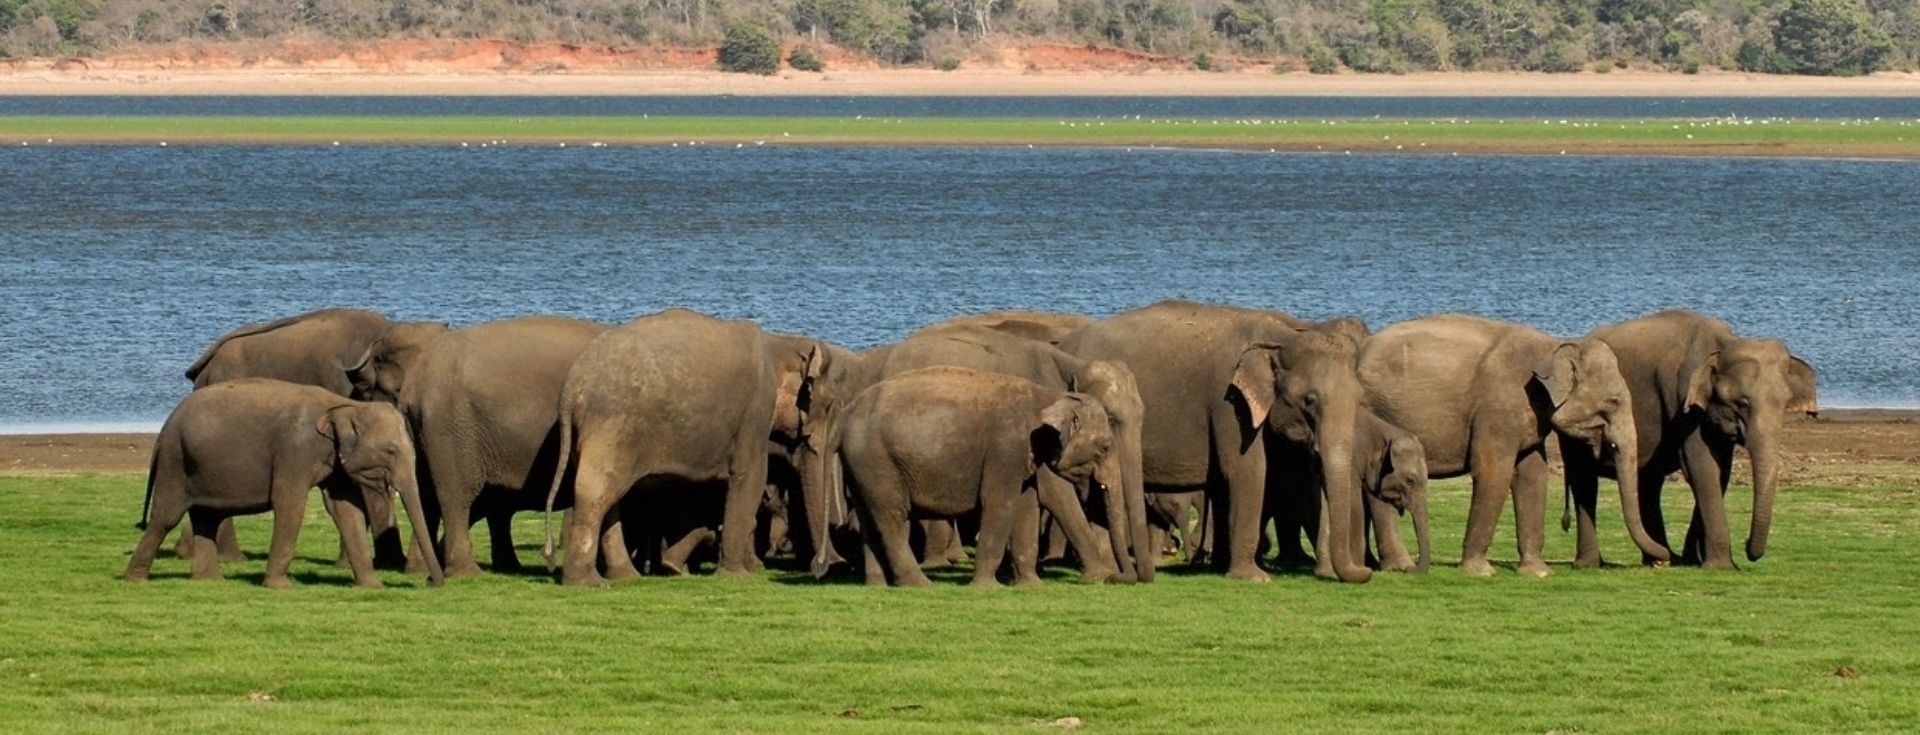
[
  {"left": 1357, "top": 314, "right": 1669, "bottom": 577},
  {"left": 1560, "top": 310, "right": 1817, "bottom": 569},
  {"left": 125, "top": 379, "right": 444, "bottom": 589},
  {"left": 914, "top": 310, "right": 1093, "bottom": 345},
  {"left": 835, "top": 367, "right": 1126, "bottom": 587},
  {"left": 349, "top": 315, "right": 609, "bottom": 577},
  {"left": 542, "top": 309, "right": 828, "bottom": 587},
  {"left": 1269, "top": 409, "right": 1432, "bottom": 574},
  {"left": 1059, "top": 300, "right": 1373, "bottom": 583},
  {"left": 176, "top": 307, "right": 399, "bottom": 565}
]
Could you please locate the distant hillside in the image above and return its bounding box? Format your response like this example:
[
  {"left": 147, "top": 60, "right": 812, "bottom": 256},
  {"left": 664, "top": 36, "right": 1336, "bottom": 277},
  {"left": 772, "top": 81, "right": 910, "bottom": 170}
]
[{"left": 1, "top": 0, "right": 1913, "bottom": 76}]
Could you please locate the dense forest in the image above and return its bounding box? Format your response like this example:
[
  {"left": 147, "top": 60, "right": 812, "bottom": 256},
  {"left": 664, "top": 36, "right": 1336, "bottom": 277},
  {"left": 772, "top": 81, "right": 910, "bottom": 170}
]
[{"left": 1, "top": 0, "right": 1912, "bottom": 75}]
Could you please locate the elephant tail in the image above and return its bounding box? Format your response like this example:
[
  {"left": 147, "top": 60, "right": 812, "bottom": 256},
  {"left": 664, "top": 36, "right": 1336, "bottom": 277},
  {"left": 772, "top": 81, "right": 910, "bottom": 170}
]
[
  {"left": 1560, "top": 482, "right": 1571, "bottom": 533},
  {"left": 135, "top": 443, "right": 159, "bottom": 531},
  {"left": 541, "top": 399, "right": 575, "bottom": 572}
]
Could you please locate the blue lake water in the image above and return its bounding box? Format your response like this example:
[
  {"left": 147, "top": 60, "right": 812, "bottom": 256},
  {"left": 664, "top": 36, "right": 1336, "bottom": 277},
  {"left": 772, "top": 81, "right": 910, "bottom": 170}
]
[
  {"left": 4, "top": 95, "right": 1920, "bottom": 120},
  {"left": 1, "top": 143, "right": 1915, "bottom": 430}
]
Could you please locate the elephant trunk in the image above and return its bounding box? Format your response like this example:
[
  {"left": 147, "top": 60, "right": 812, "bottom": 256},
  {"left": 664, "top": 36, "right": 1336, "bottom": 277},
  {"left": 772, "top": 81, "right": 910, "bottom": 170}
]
[
  {"left": 1409, "top": 486, "right": 1431, "bottom": 574},
  {"left": 1746, "top": 428, "right": 1781, "bottom": 562},
  {"left": 800, "top": 435, "right": 837, "bottom": 579},
  {"left": 1317, "top": 406, "right": 1372, "bottom": 584},
  {"left": 1123, "top": 425, "right": 1154, "bottom": 582},
  {"left": 394, "top": 465, "right": 444, "bottom": 587},
  {"left": 1607, "top": 419, "right": 1669, "bottom": 562},
  {"left": 1097, "top": 453, "right": 1136, "bottom": 583}
]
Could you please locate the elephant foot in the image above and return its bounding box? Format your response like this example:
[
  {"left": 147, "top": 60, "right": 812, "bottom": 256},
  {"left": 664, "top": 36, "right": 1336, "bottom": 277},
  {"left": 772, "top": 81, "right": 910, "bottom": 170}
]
[
  {"left": 968, "top": 576, "right": 1001, "bottom": 589},
  {"left": 1225, "top": 564, "right": 1271, "bottom": 583},
  {"left": 1517, "top": 560, "right": 1553, "bottom": 578},
  {"left": 1700, "top": 556, "right": 1737, "bottom": 571},
  {"left": 262, "top": 575, "right": 293, "bottom": 590},
  {"left": 604, "top": 564, "right": 642, "bottom": 583},
  {"left": 1013, "top": 575, "right": 1044, "bottom": 588},
  {"left": 657, "top": 558, "right": 691, "bottom": 577},
  {"left": 1571, "top": 554, "right": 1603, "bottom": 570},
  {"left": 218, "top": 550, "right": 246, "bottom": 564},
  {"left": 560, "top": 570, "right": 608, "bottom": 588},
  {"left": 404, "top": 555, "right": 430, "bottom": 576},
  {"left": 1378, "top": 556, "right": 1418, "bottom": 573},
  {"left": 713, "top": 563, "right": 757, "bottom": 579},
  {"left": 1312, "top": 562, "right": 1336, "bottom": 580},
  {"left": 123, "top": 572, "right": 149, "bottom": 584},
  {"left": 353, "top": 576, "right": 384, "bottom": 589},
  {"left": 1459, "top": 558, "right": 1497, "bottom": 578},
  {"left": 445, "top": 561, "right": 486, "bottom": 579}
]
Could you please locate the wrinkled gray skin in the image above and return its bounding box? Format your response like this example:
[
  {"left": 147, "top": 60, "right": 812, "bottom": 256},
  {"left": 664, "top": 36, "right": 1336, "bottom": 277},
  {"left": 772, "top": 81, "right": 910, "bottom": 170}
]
[
  {"left": 348, "top": 315, "right": 609, "bottom": 578},
  {"left": 870, "top": 325, "right": 1152, "bottom": 582},
  {"left": 913, "top": 310, "right": 1095, "bottom": 345},
  {"left": 126, "top": 379, "right": 444, "bottom": 589},
  {"left": 1269, "top": 410, "right": 1431, "bottom": 574},
  {"left": 835, "top": 367, "right": 1125, "bottom": 587},
  {"left": 176, "top": 308, "right": 399, "bottom": 566},
  {"left": 1358, "top": 314, "right": 1669, "bottom": 577},
  {"left": 542, "top": 309, "right": 828, "bottom": 587},
  {"left": 1561, "top": 310, "right": 1817, "bottom": 569},
  {"left": 1059, "top": 300, "right": 1374, "bottom": 583}
]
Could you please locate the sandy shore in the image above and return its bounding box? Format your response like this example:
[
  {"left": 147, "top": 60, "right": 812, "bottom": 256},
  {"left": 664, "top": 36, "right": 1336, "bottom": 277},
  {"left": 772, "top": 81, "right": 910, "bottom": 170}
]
[
  {"left": 3, "top": 410, "right": 1913, "bottom": 476},
  {"left": 4, "top": 68, "right": 1920, "bottom": 98}
]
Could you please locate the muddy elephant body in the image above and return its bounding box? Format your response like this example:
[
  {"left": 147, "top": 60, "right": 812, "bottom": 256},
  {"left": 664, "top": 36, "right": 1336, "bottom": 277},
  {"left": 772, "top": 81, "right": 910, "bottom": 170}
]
[
  {"left": 835, "top": 367, "right": 1127, "bottom": 587},
  {"left": 543, "top": 309, "right": 828, "bottom": 587},
  {"left": 176, "top": 308, "right": 399, "bottom": 565},
  {"left": 1059, "top": 300, "right": 1374, "bottom": 583},
  {"left": 1562, "top": 310, "right": 1816, "bottom": 569},
  {"left": 350, "top": 315, "right": 609, "bottom": 577},
  {"left": 1357, "top": 314, "right": 1669, "bottom": 577},
  {"left": 125, "top": 379, "right": 444, "bottom": 589}
]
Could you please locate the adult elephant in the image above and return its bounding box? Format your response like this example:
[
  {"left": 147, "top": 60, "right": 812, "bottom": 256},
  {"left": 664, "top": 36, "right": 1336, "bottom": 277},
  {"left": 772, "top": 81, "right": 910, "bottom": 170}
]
[
  {"left": 1058, "top": 300, "right": 1373, "bottom": 583},
  {"left": 913, "top": 310, "right": 1093, "bottom": 345},
  {"left": 542, "top": 309, "right": 829, "bottom": 587},
  {"left": 1357, "top": 314, "right": 1670, "bottom": 577},
  {"left": 862, "top": 324, "right": 1153, "bottom": 581},
  {"left": 348, "top": 315, "right": 609, "bottom": 578},
  {"left": 1560, "top": 310, "right": 1816, "bottom": 569},
  {"left": 175, "top": 307, "right": 398, "bottom": 564}
]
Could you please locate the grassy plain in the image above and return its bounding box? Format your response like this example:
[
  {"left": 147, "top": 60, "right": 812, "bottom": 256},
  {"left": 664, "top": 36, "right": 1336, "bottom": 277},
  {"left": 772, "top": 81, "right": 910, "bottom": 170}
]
[
  {"left": 1, "top": 464, "right": 1916, "bottom": 733},
  {"left": 2, "top": 116, "right": 1919, "bottom": 157}
]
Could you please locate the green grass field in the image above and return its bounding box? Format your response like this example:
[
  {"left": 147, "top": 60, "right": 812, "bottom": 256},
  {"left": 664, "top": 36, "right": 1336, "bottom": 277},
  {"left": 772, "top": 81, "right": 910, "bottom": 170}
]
[
  {"left": 2, "top": 469, "right": 1916, "bottom": 733},
  {"left": 2, "top": 116, "right": 1919, "bottom": 157}
]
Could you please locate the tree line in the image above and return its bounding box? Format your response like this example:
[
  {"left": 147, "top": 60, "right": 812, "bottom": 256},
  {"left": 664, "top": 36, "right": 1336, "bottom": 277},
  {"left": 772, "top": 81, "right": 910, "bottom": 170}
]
[{"left": 2, "top": 0, "right": 1912, "bottom": 76}]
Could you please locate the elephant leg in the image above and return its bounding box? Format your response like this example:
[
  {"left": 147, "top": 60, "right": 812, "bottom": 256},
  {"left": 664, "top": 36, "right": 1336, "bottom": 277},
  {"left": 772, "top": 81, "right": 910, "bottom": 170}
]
[
  {"left": 1511, "top": 448, "right": 1551, "bottom": 578},
  {"left": 600, "top": 503, "right": 642, "bottom": 580},
  {"left": 1040, "top": 514, "right": 1070, "bottom": 563},
  {"left": 943, "top": 520, "right": 968, "bottom": 564},
  {"left": 173, "top": 517, "right": 195, "bottom": 560},
  {"left": 175, "top": 516, "right": 242, "bottom": 562},
  {"left": 920, "top": 520, "right": 954, "bottom": 568},
  {"left": 860, "top": 527, "right": 888, "bottom": 587},
  {"left": 877, "top": 511, "right": 930, "bottom": 588},
  {"left": 365, "top": 487, "right": 407, "bottom": 571},
  {"left": 1461, "top": 440, "right": 1518, "bottom": 578},
  {"left": 1009, "top": 494, "right": 1042, "bottom": 587},
  {"left": 1368, "top": 492, "right": 1415, "bottom": 572},
  {"left": 486, "top": 505, "right": 523, "bottom": 572},
  {"left": 436, "top": 495, "right": 484, "bottom": 579},
  {"left": 1679, "top": 436, "right": 1737, "bottom": 570},
  {"left": 126, "top": 484, "right": 189, "bottom": 582},
  {"left": 1637, "top": 466, "right": 1670, "bottom": 566},
  {"left": 715, "top": 443, "right": 770, "bottom": 578},
  {"left": 1212, "top": 440, "right": 1272, "bottom": 583},
  {"left": 1035, "top": 470, "right": 1118, "bottom": 583},
  {"left": 972, "top": 498, "right": 1019, "bottom": 588},
  {"left": 324, "top": 486, "right": 382, "bottom": 589},
  {"left": 1566, "top": 454, "right": 1604, "bottom": 569},
  {"left": 659, "top": 526, "right": 717, "bottom": 576},
  {"left": 560, "top": 443, "right": 630, "bottom": 587},
  {"left": 187, "top": 508, "right": 229, "bottom": 583},
  {"left": 261, "top": 476, "right": 317, "bottom": 588}
]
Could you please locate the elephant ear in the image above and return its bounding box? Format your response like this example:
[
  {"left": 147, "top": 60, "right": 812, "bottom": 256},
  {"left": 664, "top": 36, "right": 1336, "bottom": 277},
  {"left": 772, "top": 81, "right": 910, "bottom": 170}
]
[
  {"left": 340, "top": 344, "right": 377, "bottom": 399},
  {"left": 1785, "top": 355, "right": 1818, "bottom": 416},
  {"left": 1031, "top": 395, "right": 1082, "bottom": 470},
  {"left": 1684, "top": 351, "right": 1722, "bottom": 413},
  {"left": 1532, "top": 343, "right": 1580, "bottom": 408},
  {"left": 313, "top": 406, "right": 360, "bottom": 462},
  {"left": 1229, "top": 344, "right": 1281, "bottom": 430},
  {"left": 773, "top": 343, "right": 829, "bottom": 440}
]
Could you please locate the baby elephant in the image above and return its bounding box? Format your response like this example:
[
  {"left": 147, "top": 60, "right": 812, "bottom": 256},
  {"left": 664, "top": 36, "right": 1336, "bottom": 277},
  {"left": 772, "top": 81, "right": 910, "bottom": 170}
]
[
  {"left": 835, "top": 366, "right": 1127, "bottom": 587},
  {"left": 125, "top": 379, "right": 445, "bottom": 589}
]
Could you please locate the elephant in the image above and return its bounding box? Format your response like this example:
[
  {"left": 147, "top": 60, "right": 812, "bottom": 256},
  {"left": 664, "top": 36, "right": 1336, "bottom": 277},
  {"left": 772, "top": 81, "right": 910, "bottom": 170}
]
[
  {"left": 866, "top": 324, "right": 1153, "bottom": 582},
  {"left": 1559, "top": 310, "right": 1817, "bottom": 569},
  {"left": 913, "top": 310, "right": 1093, "bottom": 345},
  {"left": 541, "top": 309, "right": 829, "bottom": 587},
  {"left": 1269, "top": 409, "right": 1432, "bottom": 574},
  {"left": 348, "top": 315, "right": 610, "bottom": 578},
  {"left": 1144, "top": 490, "right": 1206, "bottom": 564},
  {"left": 1058, "top": 300, "right": 1374, "bottom": 583},
  {"left": 175, "top": 307, "right": 399, "bottom": 566},
  {"left": 833, "top": 366, "right": 1127, "bottom": 587},
  {"left": 1356, "top": 314, "right": 1670, "bottom": 577},
  {"left": 125, "top": 379, "right": 444, "bottom": 589}
]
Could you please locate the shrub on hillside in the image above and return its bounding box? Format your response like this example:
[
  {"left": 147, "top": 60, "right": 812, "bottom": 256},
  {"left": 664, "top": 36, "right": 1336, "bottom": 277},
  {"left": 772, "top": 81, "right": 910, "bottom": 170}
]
[
  {"left": 788, "top": 45, "right": 825, "bottom": 71},
  {"left": 720, "top": 23, "right": 781, "bottom": 75},
  {"left": 1773, "top": 0, "right": 1894, "bottom": 76}
]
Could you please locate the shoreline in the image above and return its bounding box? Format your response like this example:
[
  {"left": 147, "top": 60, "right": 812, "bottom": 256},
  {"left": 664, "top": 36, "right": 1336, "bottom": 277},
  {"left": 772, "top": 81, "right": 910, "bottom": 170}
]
[
  {"left": 4, "top": 68, "right": 1920, "bottom": 98},
  {"left": 7, "top": 409, "right": 1911, "bottom": 475}
]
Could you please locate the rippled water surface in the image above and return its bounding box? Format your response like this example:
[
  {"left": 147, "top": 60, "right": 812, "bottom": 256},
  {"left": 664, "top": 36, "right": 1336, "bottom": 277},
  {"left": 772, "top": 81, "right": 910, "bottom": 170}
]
[{"left": 1, "top": 144, "right": 1914, "bottom": 429}]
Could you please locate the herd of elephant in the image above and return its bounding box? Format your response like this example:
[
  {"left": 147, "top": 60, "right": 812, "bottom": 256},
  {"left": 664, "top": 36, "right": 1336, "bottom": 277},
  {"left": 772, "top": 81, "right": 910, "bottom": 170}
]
[{"left": 122, "top": 301, "right": 1817, "bottom": 590}]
